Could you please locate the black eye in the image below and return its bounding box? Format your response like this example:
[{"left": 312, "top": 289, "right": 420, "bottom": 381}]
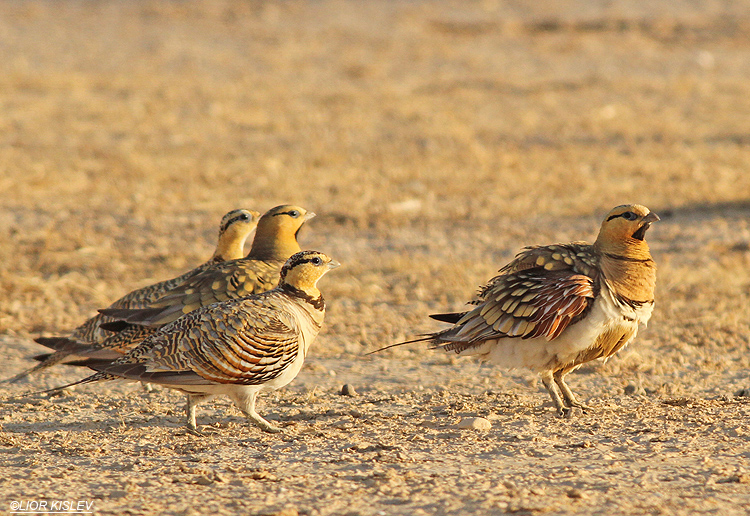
[
  {"left": 289, "top": 210, "right": 300, "bottom": 218},
  {"left": 311, "top": 257, "right": 322, "bottom": 266},
  {"left": 622, "top": 211, "right": 637, "bottom": 221},
  {"left": 240, "top": 213, "right": 250, "bottom": 220}
]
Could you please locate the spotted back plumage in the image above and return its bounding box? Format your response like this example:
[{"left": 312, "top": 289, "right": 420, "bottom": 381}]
[
  {"left": 429, "top": 204, "right": 658, "bottom": 356},
  {"left": 93, "top": 251, "right": 339, "bottom": 387},
  {"left": 436, "top": 243, "right": 600, "bottom": 353},
  {"left": 9, "top": 209, "right": 261, "bottom": 383},
  {"left": 98, "top": 205, "right": 315, "bottom": 328},
  {"left": 74, "top": 208, "right": 260, "bottom": 343},
  {"left": 377, "top": 204, "right": 659, "bottom": 416}
]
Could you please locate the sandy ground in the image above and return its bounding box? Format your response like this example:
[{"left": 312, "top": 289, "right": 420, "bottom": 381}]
[{"left": 1, "top": 1, "right": 750, "bottom": 515}]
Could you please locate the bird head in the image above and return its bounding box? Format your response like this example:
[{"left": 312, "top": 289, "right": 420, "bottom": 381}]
[
  {"left": 214, "top": 209, "right": 261, "bottom": 261},
  {"left": 279, "top": 250, "right": 340, "bottom": 292},
  {"left": 594, "top": 204, "right": 659, "bottom": 257},
  {"left": 248, "top": 205, "right": 316, "bottom": 260}
]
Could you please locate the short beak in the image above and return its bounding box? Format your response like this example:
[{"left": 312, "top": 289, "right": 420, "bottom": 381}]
[
  {"left": 328, "top": 259, "right": 341, "bottom": 270},
  {"left": 304, "top": 212, "right": 316, "bottom": 221},
  {"left": 631, "top": 211, "right": 659, "bottom": 241}
]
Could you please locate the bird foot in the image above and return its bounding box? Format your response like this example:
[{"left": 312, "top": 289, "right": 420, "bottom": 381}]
[
  {"left": 245, "top": 414, "right": 284, "bottom": 433},
  {"left": 556, "top": 403, "right": 591, "bottom": 418},
  {"left": 257, "top": 422, "right": 284, "bottom": 434},
  {"left": 185, "top": 426, "right": 205, "bottom": 437},
  {"left": 558, "top": 407, "right": 582, "bottom": 418},
  {"left": 185, "top": 425, "right": 220, "bottom": 437}
]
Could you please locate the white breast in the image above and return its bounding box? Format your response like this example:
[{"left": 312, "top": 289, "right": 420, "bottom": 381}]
[
  {"left": 461, "top": 285, "right": 650, "bottom": 373},
  {"left": 261, "top": 297, "right": 323, "bottom": 391}
]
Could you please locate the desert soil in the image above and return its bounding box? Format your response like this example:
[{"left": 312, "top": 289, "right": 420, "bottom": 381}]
[{"left": 1, "top": 1, "right": 750, "bottom": 515}]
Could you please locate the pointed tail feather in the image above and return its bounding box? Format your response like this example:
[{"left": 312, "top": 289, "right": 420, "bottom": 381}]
[
  {"left": 55, "top": 358, "right": 120, "bottom": 368},
  {"left": 98, "top": 307, "right": 166, "bottom": 327},
  {"left": 34, "top": 354, "right": 121, "bottom": 368},
  {"left": 365, "top": 311, "right": 466, "bottom": 356},
  {"left": 4, "top": 336, "right": 126, "bottom": 383},
  {"left": 32, "top": 353, "right": 52, "bottom": 362},
  {"left": 365, "top": 334, "right": 435, "bottom": 355},
  {"left": 98, "top": 320, "right": 131, "bottom": 333},
  {"left": 31, "top": 371, "right": 114, "bottom": 396},
  {"left": 34, "top": 336, "right": 93, "bottom": 354},
  {"left": 3, "top": 350, "right": 81, "bottom": 384},
  {"left": 429, "top": 312, "right": 467, "bottom": 324}
]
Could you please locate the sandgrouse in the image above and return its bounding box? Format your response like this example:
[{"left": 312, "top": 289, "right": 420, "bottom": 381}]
[
  {"left": 28, "top": 205, "right": 316, "bottom": 371},
  {"left": 99, "top": 204, "right": 315, "bottom": 328},
  {"left": 48, "top": 251, "right": 339, "bottom": 434},
  {"left": 385, "top": 204, "right": 658, "bottom": 416},
  {"left": 8, "top": 209, "right": 260, "bottom": 382}
]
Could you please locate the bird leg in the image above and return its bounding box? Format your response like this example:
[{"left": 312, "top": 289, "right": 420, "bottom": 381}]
[
  {"left": 185, "top": 393, "right": 213, "bottom": 433},
  {"left": 230, "top": 391, "right": 283, "bottom": 433},
  {"left": 541, "top": 372, "right": 568, "bottom": 416},
  {"left": 553, "top": 370, "right": 591, "bottom": 412}
]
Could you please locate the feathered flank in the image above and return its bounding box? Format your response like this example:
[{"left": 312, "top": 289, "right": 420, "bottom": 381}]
[
  {"left": 11, "top": 206, "right": 316, "bottom": 384},
  {"left": 377, "top": 204, "right": 658, "bottom": 416},
  {"left": 6, "top": 209, "right": 260, "bottom": 383},
  {"left": 45, "top": 251, "right": 339, "bottom": 434},
  {"left": 99, "top": 205, "right": 315, "bottom": 328}
]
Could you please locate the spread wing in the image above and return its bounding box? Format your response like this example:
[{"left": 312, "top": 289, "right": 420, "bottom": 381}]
[
  {"left": 433, "top": 244, "right": 599, "bottom": 353},
  {"left": 99, "top": 259, "right": 283, "bottom": 328},
  {"left": 96, "top": 291, "right": 301, "bottom": 386}
]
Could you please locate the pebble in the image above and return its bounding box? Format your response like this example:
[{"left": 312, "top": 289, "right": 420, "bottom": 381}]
[
  {"left": 341, "top": 384, "right": 358, "bottom": 397},
  {"left": 566, "top": 488, "right": 586, "bottom": 499},
  {"left": 457, "top": 417, "right": 492, "bottom": 431},
  {"left": 625, "top": 383, "right": 646, "bottom": 395}
]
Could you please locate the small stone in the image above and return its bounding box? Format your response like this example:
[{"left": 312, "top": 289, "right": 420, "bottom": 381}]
[
  {"left": 566, "top": 488, "right": 585, "bottom": 499},
  {"left": 457, "top": 417, "right": 492, "bottom": 431},
  {"left": 625, "top": 383, "right": 646, "bottom": 395},
  {"left": 341, "top": 384, "right": 358, "bottom": 397},
  {"left": 248, "top": 471, "right": 277, "bottom": 481},
  {"left": 194, "top": 475, "right": 213, "bottom": 485}
]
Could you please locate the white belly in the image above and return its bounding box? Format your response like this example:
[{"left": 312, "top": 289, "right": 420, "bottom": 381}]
[{"left": 460, "top": 289, "right": 648, "bottom": 373}]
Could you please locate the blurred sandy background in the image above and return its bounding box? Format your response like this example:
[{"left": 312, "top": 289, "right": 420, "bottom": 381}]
[{"left": 1, "top": 1, "right": 749, "bottom": 515}]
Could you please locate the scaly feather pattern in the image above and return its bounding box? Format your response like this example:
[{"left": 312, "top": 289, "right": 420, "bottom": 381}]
[
  {"left": 384, "top": 204, "right": 658, "bottom": 417},
  {"left": 27, "top": 206, "right": 316, "bottom": 377},
  {"left": 48, "top": 251, "right": 339, "bottom": 434},
  {"left": 7, "top": 209, "right": 260, "bottom": 383},
  {"left": 99, "top": 205, "right": 315, "bottom": 328}
]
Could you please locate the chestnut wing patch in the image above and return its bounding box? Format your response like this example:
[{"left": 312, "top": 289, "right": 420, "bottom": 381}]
[{"left": 445, "top": 270, "right": 597, "bottom": 346}]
